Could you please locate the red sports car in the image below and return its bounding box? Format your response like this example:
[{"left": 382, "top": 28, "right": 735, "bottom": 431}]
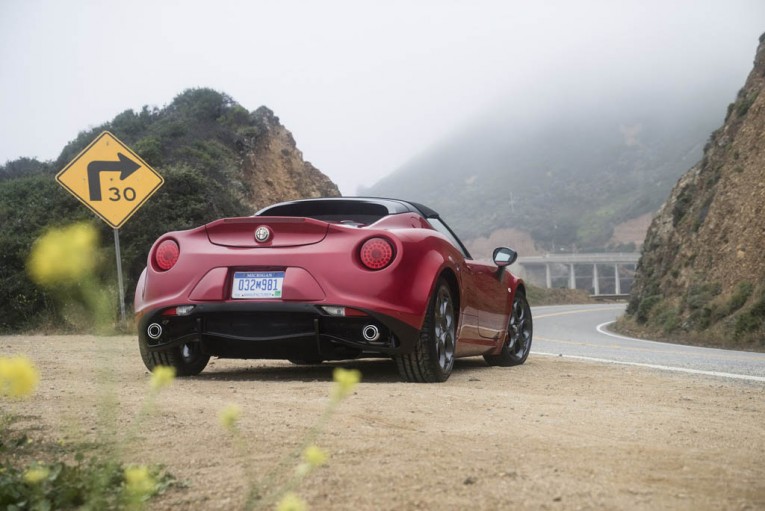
[{"left": 134, "top": 198, "right": 532, "bottom": 382}]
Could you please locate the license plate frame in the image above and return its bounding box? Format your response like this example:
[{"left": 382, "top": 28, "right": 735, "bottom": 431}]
[{"left": 231, "top": 271, "right": 284, "bottom": 299}]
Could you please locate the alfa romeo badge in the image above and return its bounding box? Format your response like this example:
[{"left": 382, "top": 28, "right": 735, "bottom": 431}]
[{"left": 254, "top": 226, "right": 271, "bottom": 243}]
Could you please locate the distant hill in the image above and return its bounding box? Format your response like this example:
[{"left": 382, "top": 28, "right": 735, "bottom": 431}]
[
  {"left": 0, "top": 88, "right": 339, "bottom": 332},
  {"left": 364, "top": 86, "right": 730, "bottom": 257},
  {"left": 625, "top": 35, "right": 765, "bottom": 349}
]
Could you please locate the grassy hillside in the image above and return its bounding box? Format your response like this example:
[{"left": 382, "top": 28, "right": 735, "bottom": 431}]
[
  {"left": 0, "top": 88, "right": 336, "bottom": 332},
  {"left": 365, "top": 91, "right": 726, "bottom": 251}
]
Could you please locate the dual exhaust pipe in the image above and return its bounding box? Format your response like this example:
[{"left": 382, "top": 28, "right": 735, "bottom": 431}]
[
  {"left": 362, "top": 324, "right": 380, "bottom": 342},
  {"left": 148, "top": 321, "right": 381, "bottom": 342},
  {"left": 147, "top": 323, "right": 163, "bottom": 340}
]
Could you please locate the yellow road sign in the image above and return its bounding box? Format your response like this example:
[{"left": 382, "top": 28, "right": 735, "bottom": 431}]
[{"left": 56, "top": 131, "right": 164, "bottom": 229}]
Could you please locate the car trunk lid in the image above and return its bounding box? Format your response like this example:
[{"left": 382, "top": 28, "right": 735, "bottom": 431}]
[{"left": 205, "top": 217, "right": 329, "bottom": 248}]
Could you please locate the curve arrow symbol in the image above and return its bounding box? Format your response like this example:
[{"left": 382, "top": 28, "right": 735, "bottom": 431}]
[{"left": 87, "top": 153, "right": 141, "bottom": 201}]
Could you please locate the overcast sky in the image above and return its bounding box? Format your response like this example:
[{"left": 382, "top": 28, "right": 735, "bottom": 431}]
[{"left": 1, "top": 0, "right": 763, "bottom": 194}]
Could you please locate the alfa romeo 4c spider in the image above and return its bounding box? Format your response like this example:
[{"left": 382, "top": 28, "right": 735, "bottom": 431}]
[{"left": 134, "top": 197, "right": 532, "bottom": 382}]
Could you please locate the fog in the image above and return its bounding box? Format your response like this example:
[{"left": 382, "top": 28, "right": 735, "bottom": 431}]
[{"left": 0, "top": 0, "right": 763, "bottom": 194}]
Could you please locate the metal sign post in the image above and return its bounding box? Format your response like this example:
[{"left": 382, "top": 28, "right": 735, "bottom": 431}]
[{"left": 114, "top": 228, "right": 126, "bottom": 323}]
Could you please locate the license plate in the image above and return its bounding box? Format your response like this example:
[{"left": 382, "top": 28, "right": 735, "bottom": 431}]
[{"left": 232, "top": 271, "right": 284, "bottom": 299}]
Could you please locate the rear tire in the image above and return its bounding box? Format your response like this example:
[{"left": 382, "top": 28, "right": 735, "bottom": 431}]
[
  {"left": 395, "top": 278, "right": 456, "bottom": 383},
  {"left": 139, "top": 337, "right": 210, "bottom": 376},
  {"left": 484, "top": 291, "right": 532, "bottom": 367}
]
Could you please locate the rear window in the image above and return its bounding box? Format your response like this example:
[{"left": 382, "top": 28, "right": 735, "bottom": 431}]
[{"left": 258, "top": 201, "right": 389, "bottom": 226}]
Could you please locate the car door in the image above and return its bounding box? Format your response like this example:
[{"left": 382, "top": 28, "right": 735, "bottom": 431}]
[
  {"left": 425, "top": 216, "right": 506, "bottom": 347},
  {"left": 463, "top": 260, "right": 508, "bottom": 339}
]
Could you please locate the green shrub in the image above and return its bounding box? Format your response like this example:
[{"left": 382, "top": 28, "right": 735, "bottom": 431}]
[
  {"left": 732, "top": 289, "right": 765, "bottom": 338},
  {"left": 728, "top": 282, "right": 753, "bottom": 313},
  {"left": 672, "top": 184, "right": 696, "bottom": 226},
  {"left": 636, "top": 295, "right": 662, "bottom": 324},
  {"left": 133, "top": 136, "right": 163, "bottom": 167},
  {"left": 734, "top": 312, "right": 761, "bottom": 336},
  {"left": 736, "top": 92, "right": 759, "bottom": 117},
  {"left": 654, "top": 307, "right": 681, "bottom": 334},
  {"left": 751, "top": 290, "right": 765, "bottom": 318},
  {"left": 0, "top": 456, "right": 173, "bottom": 511},
  {"left": 685, "top": 282, "right": 721, "bottom": 311},
  {"left": 1, "top": 351, "right": 177, "bottom": 510},
  {"left": 688, "top": 307, "right": 712, "bottom": 331}
]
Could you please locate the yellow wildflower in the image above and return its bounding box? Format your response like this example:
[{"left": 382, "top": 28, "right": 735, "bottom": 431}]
[
  {"left": 331, "top": 367, "right": 361, "bottom": 401},
  {"left": 150, "top": 365, "right": 176, "bottom": 390},
  {"left": 0, "top": 356, "right": 40, "bottom": 399},
  {"left": 23, "top": 466, "right": 50, "bottom": 484},
  {"left": 124, "top": 465, "right": 154, "bottom": 497},
  {"left": 276, "top": 492, "right": 308, "bottom": 511},
  {"left": 219, "top": 403, "right": 242, "bottom": 430},
  {"left": 302, "top": 445, "right": 327, "bottom": 467},
  {"left": 296, "top": 444, "right": 328, "bottom": 476},
  {"left": 28, "top": 222, "right": 99, "bottom": 286}
]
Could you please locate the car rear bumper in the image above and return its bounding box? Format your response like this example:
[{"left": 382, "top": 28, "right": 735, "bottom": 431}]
[{"left": 137, "top": 302, "right": 420, "bottom": 361}]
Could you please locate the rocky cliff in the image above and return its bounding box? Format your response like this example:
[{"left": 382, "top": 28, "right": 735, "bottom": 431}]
[
  {"left": 626, "top": 34, "right": 765, "bottom": 348},
  {"left": 240, "top": 106, "right": 340, "bottom": 210}
]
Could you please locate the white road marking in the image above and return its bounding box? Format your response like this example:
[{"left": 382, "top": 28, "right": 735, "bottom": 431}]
[
  {"left": 533, "top": 305, "right": 765, "bottom": 381},
  {"left": 595, "top": 320, "right": 673, "bottom": 346},
  {"left": 534, "top": 306, "right": 624, "bottom": 319},
  {"left": 594, "top": 321, "right": 762, "bottom": 361},
  {"left": 533, "top": 351, "right": 765, "bottom": 383}
]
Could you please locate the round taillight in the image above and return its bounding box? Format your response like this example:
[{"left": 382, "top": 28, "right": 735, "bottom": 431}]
[
  {"left": 360, "top": 238, "right": 394, "bottom": 270},
  {"left": 155, "top": 239, "right": 180, "bottom": 271}
]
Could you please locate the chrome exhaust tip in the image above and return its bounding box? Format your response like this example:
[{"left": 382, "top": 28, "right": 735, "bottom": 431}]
[
  {"left": 362, "top": 324, "right": 380, "bottom": 342},
  {"left": 147, "top": 323, "right": 163, "bottom": 340}
]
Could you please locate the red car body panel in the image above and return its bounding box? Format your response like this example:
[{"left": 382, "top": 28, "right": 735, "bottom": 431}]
[{"left": 134, "top": 198, "right": 525, "bottom": 366}]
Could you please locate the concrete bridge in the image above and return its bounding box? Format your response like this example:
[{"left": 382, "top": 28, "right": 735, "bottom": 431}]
[{"left": 515, "top": 253, "right": 641, "bottom": 296}]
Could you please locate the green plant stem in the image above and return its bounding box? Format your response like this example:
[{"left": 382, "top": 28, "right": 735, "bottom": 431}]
[{"left": 248, "top": 399, "right": 341, "bottom": 511}]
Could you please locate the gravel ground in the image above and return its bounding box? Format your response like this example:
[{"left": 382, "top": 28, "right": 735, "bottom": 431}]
[{"left": 3, "top": 334, "right": 764, "bottom": 510}]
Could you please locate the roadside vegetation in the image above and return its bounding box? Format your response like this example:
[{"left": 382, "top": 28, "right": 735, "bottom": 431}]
[
  {"left": 0, "top": 356, "right": 176, "bottom": 510},
  {"left": 619, "top": 280, "right": 765, "bottom": 351},
  {"left": 0, "top": 89, "right": 259, "bottom": 333}
]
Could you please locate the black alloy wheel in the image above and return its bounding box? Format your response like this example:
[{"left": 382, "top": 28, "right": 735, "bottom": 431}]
[
  {"left": 395, "top": 278, "right": 456, "bottom": 382},
  {"left": 484, "top": 290, "right": 533, "bottom": 367}
]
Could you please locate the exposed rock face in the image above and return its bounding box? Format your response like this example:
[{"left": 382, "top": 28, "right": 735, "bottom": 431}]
[
  {"left": 627, "top": 34, "right": 765, "bottom": 347},
  {"left": 608, "top": 213, "right": 654, "bottom": 249},
  {"left": 239, "top": 106, "right": 340, "bottom": 211}
]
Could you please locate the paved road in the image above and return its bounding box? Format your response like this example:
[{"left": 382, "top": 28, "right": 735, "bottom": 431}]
[{"left": 531, "top": 303, "right": 765, "bottom": 382}]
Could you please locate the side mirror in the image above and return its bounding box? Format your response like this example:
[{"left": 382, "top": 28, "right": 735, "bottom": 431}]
[{"left": 492, "top": 247, "right": 517, "bottom": 267}]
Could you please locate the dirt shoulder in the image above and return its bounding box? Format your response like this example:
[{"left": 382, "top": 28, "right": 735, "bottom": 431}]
[{"left": 3, "top": 335, "right": 764, "bottom": 510}]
